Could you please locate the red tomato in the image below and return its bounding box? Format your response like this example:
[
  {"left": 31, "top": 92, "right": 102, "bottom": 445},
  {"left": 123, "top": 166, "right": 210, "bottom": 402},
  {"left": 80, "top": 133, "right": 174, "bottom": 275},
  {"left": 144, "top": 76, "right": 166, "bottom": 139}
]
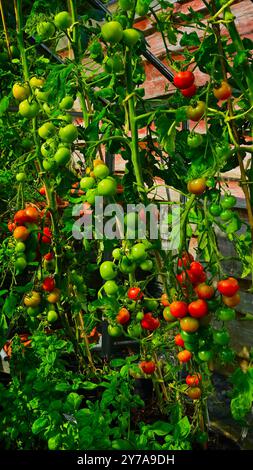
[
  {"left": 13, "top": 226, "right": 30, "bottom": 241},
  {"left": 44, "top": 252, "right": 54, "bottom": 261},
  {"left": 8, "top": 221, "right": 16, "bottom": 232},
  {"left": 189, "top": 262, "right": 204, "bottom": 278},
  {"left": 181, "top": 83, "right": 197, "bottom": 97},
  {"left": 41, "top": 227, "right": 52, "bottom": 244},
  {"left": 187, "top": 387, "right": 202, "bottom": 400},
  {"left": 222, "top": 293, "right": 240, "bottom": 307},
  {"left": 186, "top": 374, "right": 202, "bottom": 387},
  {"left": 14, "top": 209, "right": 30, "bottom": 225},
  {"left": 25, "top": 206, "right": 40, "bottom": 223},
  {"left": 42, "top": 277, "right": 56, "bottom": 292},
  {"left": 217, "top": 277, "right": 239, "bottom": 297},
  {"left": 170, "top": 301, "right": 188, "bottom": 318},
  {"left": 213, "top": 81, "right": 232, "bottom": 100},
  {"left": 141, "top": 313, "right": 160, "bottom": 331},
  {"left": 161, "top": 293, "right": 170, "bottom": 307},
  {"left": 177, "top": 350, "right": 192, "bottom": 363},
  {"left": 116, "top": 307, "right": 130, "bottom": 325},
  {"left": 140, "top": 361, "right": 156, "bottom": 375},
  {"left": 174, "top": 334, "right": 185, "bottom": 347},
  {"left": 195, "top": 283, "right": 214, "bottom": 300},
  {"left": 127, "top": 287, "right": 143, "bottom": 301},
  {"left": 39, "top": 186, "right": 46, "bottom": 196},
  {"left": 174, "top": 71, "right": 195, "bottom": 89},
  {"left": 188, "top": 299, "right": 208, "bottom": 318}
]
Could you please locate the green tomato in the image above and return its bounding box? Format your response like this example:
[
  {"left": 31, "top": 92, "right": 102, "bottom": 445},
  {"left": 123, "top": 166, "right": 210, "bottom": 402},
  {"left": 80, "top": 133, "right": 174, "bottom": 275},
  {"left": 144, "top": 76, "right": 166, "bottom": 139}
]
[
  {"left": 43, "top": 158, "right": 56, "bottom": 171},
  {"left": 140, "top": 259, "right": 153, "bottom": 271},
  {"left": 54, "top": 11, "right": 72, "bottom": 30},
  {"left": 136, "top": 0, "right": 149, "bottom": 16},
  {"left": 97, "top": 177, "right": 117, "bottom": 197},
  {"left": 100, "top": 261, "right": 117, "bottom": 280},
  {"left": 209, "top": 203, "right": 222, "bottom": 217},
  {"left": 184, "top": 341, "right": 198, "bottom": 352},
  {"left": 180, "top": 330, "right": 198, "bottom": 344},
  {"left": 221, "top": 195, "right": 236, "bottom": 209},
  {"left": 35, "top": 89, "right": 50, "bottom": 102},
  {"left": 101, "top": 21, "right": 123, "bottom": 44},
  {"left": 41, "top": 138, "right": 56, "bottom": 158},
  {"left": 59, "top": 96, "right": 74, "bottom": 110},
  {"left": 136, "top": 311, "right": 144, "bottom": 321},
  {"left": 187, "top": 133, "right": 203, "bottom": 148},
  {"left": 59, "top": 124, "right": 78, "bottom": 143},
  {"left": 108, "top": 324, "right": 123, "bottom": 337},
  {"left": 54, "top": 147, "right": 71, "bottom": 166},
  {"left": 15, "top": 241, "right": 26, "bottom": 253},
  {"left": 213, "top": 329, "right": 230, "bottom": 345},
  {"left": 131, "top": 243, "right": 147, "bottom": 263},
  {"left": 122, "top": 29, "right": 141, "bottom": 47},
  {"left": 112, "top": 248, "right": 122, "bottom": 260},
  {"left": 119, "top": 0, "right": 134, "bottom": 10},
  {"left": 27, "top": 306, "right": 40, "bottom": 317},
  {"left": 15, "top": 256, "right": 27, "bottom": 271},
  {"left": 38, "top": 122, "right": 55, "bottom": 140},
  {"left": 206, "top": 298, "right": 219, "bottom": 311},
  {"left": 19, "top": 100, "right": 39, "bottom": 119},
  {"left": 80, "top": 176, "right": 96, "bottom": 190},
  {"left": 93, "top": 164, "right": 110, "bottom": 179},
  {"left": 47, "top": 310, "right": 58, "bottom": 323},
  {"left": 16, "top": 172, "right": 26, "bottom": 182},
  {"left": 206, "top": 177, "right": 216, "bottom": 188},
  {"left": 104, "top": 280, "right": 119, "bottom": 296},
  {"left": 216, "top": 306, "right": 235, "bottom": 321},
  {"left": 86, "top": 188, "right": 98, "bottom": 205},
  {"left": 57, "top": 113, "right": 73, "bottom": 123},
  {"left": 220, "top": 209, "right": 233, "bottom": 221},
  {"left": 127, "top": 323, "right": 142, "bottom": 338},
  {"left": 119, "top": 256, "right": 136, "bottom": 274},
  {"left": 37, "top": 21, "right": 55, "bottom": 39},
  {"left": 104, "top": 54, "right": 124, "bottom": 74},
  {"left": 198, "top": 350, "right": 213, "bottom": 362}
]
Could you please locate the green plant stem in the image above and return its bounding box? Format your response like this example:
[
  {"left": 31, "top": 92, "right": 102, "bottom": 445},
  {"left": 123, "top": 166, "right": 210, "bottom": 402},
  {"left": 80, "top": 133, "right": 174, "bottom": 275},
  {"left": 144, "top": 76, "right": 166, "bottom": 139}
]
[
  {"left": 178, "top": 194, "right": 196, "bottom": 253},
  {"left": 0, "top": 0, "right": 11, "bottom": 56},
  {"left": 14, "top": 0, "right": 29, "bottom": 81}
]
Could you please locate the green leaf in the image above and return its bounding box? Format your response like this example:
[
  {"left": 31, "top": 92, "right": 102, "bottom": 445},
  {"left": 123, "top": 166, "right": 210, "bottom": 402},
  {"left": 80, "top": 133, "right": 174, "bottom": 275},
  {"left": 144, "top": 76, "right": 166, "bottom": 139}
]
[
  {"left": 55, "top": 382, "right": 72, "bottom": 392},
  {"left": 0, "top": 96, "right": 10, "bottom": 116},
  {"left": 150, "top": 421, "right": 173, "bottom": 436},
  {"left": 65, "top": 392, "right": 82, "bottom": 411},
  {"left": 110, "top": 358, "right": 126, "bottom": 368},
  {"left": 32, "top": 417, "right": 49, "bottom": 435},
  {"left": 112, "top": 439, "right": 134, "bottom": 450},
  {"left": 234, "top": 50, "right": 248, "bottom": 68},
  {"left": 180, "top": 32, "right": 200, "bottom": 47},
  {"left": 174, "top": 416, "right": 191, "bottom": 440},
  {"left": 3, "top": 293, "right": 17, "bottom": 319},
  {"left": 80, "top": 381, "right": 99, "bottom": 390}
]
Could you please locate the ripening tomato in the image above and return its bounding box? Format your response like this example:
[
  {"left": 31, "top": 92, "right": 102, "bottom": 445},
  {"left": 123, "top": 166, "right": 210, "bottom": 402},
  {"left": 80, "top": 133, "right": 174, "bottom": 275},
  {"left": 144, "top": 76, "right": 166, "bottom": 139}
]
[
  {"left": 195, "top": 283, "right": 214, "bottom": 300},
  {"left": 44, "top": 252, "right": 54, "bottom": 261},
  {"left": 186, "top": 101, "right": 206, "bottom": 121},
  {"left": 189, "top": 261, "right": 204, "bottom": 278},
  {"left": 13, "top": 226, "right": 30, "bottom": 241},
  {"left": 12, "top": 82, "right": 30, "bottom": 101},
  {"left": 174, "top": 334, "right": 185, "bottom": 347},
  {"left": 39, "top": 186, "right": 46, "bottom": 196},
  {"left": 47, "top": 288, "right": 61, "bottom": 303},
  {"left": 222, "top": 293, "right": 240, "bottom": 307},
  {"left": 186, "top": 374, "right": 202, "bottom": 387},
  {"left": 187, "top": 387, "right": 202, "bottom": 400},
  {"left": 116, "top": 307, "right": 130, "bottom": 325},
  {"left": 8, "top": 221, "right": 16, "bottom": 232},
  {"left": 188, "top": 299, "right": 208, "bottom": 318},
  {"left": 140, "top": 361, "right": 156, "bottom": 375},
  {"left": 178, "top": 252, "right": 194, "bottom": 269},
  {"left": 163, "top": 306, "right": 175, "bottom": 322},
  {"left": 127, "top": 287, "right": 143, "bottom": 301},
  {"left": 161, "top": 293, "right": 170, "bottom": 306},
  {"left": 181, "top": 83, "right": 197, "bottom": 97},
  {"left": 217, "top": 277, "right": 239, "bottom": 297},
  {"left": 177, "top": 350, "right": 192, "bottom": 363},
  {"left": 187, "top": 178, "right": 206, "bottom": 195},
  {"left": 180, "top": 316, "right": 199, "bottom": 332},
  {"left": 14, "top": 209, "right": 30, "bottom": 225},
  {"left": 42, "top": 277, "right": 56, "bottom": 292},
  {"left": 169, "top": 301, "right": 188, "bottom": 318},
  {"left": 25, "top": 206, "right": 40, "bottom": 223},
  {"left": 173, "top": 71, "right": 195, "bottom": 89},
  {"left": 213, "top": 81, "right": 232, "bottom": 100},
  {"left": 24, "top": 291, "right": 41, "bottom": 307}
]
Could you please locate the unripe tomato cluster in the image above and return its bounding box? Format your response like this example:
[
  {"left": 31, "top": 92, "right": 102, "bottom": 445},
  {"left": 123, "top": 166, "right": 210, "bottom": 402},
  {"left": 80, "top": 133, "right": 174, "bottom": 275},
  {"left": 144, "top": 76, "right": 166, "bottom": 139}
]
[{"left": 80, "top": 162, "right": 117, "bottom": 204}]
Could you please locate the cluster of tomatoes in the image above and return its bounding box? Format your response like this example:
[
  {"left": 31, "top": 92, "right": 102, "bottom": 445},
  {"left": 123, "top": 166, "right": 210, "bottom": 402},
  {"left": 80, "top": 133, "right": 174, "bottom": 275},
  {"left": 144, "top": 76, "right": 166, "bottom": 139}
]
[
  {"left": 173, "top": 71, "right": 197, "bottom": 98},
  {"left": 209, "top": 192, "right": 238, "bottom": 225},
  {"left": 78, "top": 160, "right": 118, "bottom": 204},
  {"left": 13, "top": 77, "right": 78, "bottom": 171}
]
